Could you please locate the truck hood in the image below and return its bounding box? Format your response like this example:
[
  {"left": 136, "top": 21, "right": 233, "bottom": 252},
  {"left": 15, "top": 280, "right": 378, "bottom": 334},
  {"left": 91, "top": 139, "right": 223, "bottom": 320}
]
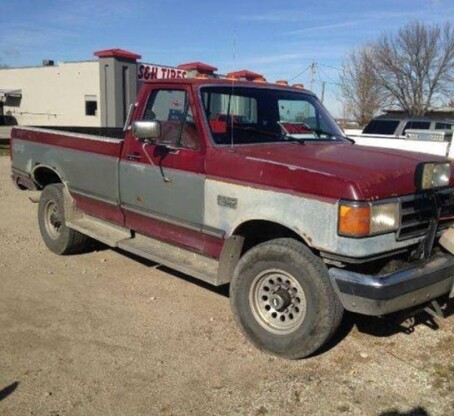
[{"left": 207, "top": 142, "right": 454, "bottom": 200}]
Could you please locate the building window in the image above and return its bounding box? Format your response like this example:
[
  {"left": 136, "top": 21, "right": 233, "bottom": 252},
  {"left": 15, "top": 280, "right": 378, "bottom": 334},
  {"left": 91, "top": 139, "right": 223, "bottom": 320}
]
[{"left": 85, "top": 95, "right": 97, "bottom": 116}]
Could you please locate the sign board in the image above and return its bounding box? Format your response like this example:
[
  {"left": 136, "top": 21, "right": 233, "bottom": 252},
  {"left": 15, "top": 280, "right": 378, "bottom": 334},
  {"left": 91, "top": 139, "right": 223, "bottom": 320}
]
[{"left": 137, "top": 64, "right": 187, "bottom": 81}]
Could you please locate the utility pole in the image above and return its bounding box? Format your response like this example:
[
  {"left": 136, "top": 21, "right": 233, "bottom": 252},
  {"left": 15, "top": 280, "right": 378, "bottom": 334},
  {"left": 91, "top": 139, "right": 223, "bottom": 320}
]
[{"left": 308, "top": 61, "right": 316, "bottom": 91}]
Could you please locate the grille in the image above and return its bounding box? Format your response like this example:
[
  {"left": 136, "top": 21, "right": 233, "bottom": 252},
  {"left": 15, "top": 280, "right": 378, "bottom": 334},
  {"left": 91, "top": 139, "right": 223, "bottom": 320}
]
[{"left": 397, "top": 188, "right": 454, "bottom": 240}]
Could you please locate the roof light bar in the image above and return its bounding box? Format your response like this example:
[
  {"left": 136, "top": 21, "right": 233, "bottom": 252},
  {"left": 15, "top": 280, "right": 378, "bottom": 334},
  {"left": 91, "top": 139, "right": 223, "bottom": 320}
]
[{"left": 226, "top": 70, "right": 266, "bottom": 82}]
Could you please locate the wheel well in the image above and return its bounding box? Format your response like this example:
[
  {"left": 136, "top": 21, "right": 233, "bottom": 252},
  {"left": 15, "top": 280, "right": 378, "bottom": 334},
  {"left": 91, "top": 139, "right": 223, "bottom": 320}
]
[
  {"left": 233, "top": 220, "right": 306, "bottom": 255},
  {"left": 33, "top": 166, "right": 62, "bottom": 189}
]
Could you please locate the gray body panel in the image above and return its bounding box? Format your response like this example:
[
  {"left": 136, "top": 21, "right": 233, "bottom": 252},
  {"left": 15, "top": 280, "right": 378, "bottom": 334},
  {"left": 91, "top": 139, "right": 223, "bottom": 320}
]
[
  {"left": 13, "top": 138, "right": 425, "bottom": 259},
  {"left": 119, "top": 160, "right": 204, "bottom": 227},
  {"left": 12, "top": 139, "right": 121, "bottom": 205},
  {"left": 11, "top": 132, "right": 427, "bottom": 261}
]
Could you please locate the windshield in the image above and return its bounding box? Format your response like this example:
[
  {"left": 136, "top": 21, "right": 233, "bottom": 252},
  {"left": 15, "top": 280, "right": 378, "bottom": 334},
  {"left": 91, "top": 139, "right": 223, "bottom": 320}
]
[{"left": 200, "top": 86, "right": 345, "bottom": 145}]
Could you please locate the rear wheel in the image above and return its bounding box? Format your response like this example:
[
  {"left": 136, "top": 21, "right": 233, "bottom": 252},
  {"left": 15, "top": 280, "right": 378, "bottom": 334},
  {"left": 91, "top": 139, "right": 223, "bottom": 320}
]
[
  {"left": 230, "top": 238, "right": 343, "bottom": 359},
  {"left": 38, "top": 184, "right": 88, "bottom": 255}
]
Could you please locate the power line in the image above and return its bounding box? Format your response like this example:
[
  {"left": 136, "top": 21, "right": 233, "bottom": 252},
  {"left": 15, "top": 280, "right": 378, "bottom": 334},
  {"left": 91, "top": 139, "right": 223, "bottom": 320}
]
[
  {"left": 288, "top": 64, "right": 311, "bottom": 82},
  {"left": 318, "top": 63, "right": 342, "bottom": 71},
  {"left": 317, "top": 65, "right": 337, "bottom": 83}
]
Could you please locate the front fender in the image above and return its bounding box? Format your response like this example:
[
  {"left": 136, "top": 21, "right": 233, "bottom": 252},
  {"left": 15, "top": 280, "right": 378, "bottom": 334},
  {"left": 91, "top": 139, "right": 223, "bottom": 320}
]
[{"left": 203, "top": 178, "right": 338, "bottom": 250}]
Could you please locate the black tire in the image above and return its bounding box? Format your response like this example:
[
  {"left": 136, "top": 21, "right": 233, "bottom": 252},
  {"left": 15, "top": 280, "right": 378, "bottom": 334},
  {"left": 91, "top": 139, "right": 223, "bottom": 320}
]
[
  {"left": 230, "top": 238, "right": 343, "bottom": 359},
  {"left": 38, "top": 184, "right": 88, "bottom": 255}
]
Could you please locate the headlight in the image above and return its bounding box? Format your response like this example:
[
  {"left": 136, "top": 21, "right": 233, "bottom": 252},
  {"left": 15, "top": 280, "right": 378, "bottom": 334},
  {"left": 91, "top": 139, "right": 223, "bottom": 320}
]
[
  {"left": 415, "top": 162, "right": 451, "bottom": 190},
  {"left": 338, "top": 201, "right": 400, "bottom": 238}
]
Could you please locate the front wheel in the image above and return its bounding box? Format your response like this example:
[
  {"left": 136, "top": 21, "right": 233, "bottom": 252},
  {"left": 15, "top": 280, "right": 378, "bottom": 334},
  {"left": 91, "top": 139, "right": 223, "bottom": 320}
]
[
  {"left": 230, "top": 238, "right": 343, "bottom": 359},
  {"left": 38, "top": 184, "right": 88, "bottom": 255}
]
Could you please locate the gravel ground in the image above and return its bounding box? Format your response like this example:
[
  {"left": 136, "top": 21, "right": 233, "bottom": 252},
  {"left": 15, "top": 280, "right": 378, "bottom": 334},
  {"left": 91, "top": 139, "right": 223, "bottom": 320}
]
[{"left": 0, "top": 156, "right": 453, "bottom": 416}]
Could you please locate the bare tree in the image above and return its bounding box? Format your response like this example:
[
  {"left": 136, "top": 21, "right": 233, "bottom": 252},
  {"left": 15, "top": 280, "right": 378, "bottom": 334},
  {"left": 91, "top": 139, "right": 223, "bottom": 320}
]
[
  {"left": 340, "top": 45, "right": 385, "bottom": 126},
  {"left": 371, "top": 21, "right": 454, "bottom": 115}
]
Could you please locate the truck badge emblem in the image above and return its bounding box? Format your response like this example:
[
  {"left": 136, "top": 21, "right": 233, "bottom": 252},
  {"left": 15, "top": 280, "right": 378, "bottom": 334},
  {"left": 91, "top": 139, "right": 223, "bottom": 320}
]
[{"left": 217, "top": 195, "right": 238, "bottom": 209}]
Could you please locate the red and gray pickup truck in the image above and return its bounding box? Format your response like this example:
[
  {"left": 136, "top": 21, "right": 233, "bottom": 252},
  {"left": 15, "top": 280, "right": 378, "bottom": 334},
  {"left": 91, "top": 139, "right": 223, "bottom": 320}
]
[{"left": 10, "top": 75, "right": 454, "bottom": 359}]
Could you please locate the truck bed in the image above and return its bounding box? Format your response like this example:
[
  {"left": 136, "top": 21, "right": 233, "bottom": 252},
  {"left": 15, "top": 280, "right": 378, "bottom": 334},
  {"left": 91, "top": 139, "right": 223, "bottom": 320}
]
[
  {"left": 32, "top": 125, "right": 125, "bottom": 139},
  {"left": 11, "top": 125, "right": 125, "bottom": 219}
]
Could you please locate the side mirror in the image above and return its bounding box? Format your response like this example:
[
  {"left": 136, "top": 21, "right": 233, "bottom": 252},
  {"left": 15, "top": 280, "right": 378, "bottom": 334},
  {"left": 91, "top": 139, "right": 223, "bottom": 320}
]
[{"left": 132, "top": 120, "right": 161, "bottom": 142}]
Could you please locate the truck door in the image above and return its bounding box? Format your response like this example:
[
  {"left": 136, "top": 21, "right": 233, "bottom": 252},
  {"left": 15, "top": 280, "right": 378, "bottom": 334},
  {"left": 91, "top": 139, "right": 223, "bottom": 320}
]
[{"left": 119, "top": 84, "right": 206, "bottom": 250}]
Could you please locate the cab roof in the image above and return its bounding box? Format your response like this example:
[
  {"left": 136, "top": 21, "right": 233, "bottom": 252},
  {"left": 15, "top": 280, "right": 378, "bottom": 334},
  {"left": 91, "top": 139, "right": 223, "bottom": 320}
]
[{"left": 142, "top": 76, "right": 315, "bottom": 95}]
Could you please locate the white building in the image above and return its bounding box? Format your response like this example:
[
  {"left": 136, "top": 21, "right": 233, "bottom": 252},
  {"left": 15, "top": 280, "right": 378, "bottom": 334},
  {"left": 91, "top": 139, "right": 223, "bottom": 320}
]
[
  {"left": 0, "top": 60, "right": 101, "bottom": 126},
  {"left": 0, "top": 49, "right": 198, "bottom": 128}
]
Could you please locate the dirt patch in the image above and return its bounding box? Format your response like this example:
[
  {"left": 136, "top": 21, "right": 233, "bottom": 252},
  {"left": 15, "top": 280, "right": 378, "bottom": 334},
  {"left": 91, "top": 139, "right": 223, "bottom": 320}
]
[{"left": 0, "top": 156, "right": 453, "bottom": 415}]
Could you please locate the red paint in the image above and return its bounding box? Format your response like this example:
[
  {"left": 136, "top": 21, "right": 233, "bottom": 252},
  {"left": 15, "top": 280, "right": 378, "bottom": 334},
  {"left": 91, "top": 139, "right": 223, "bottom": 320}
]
[
  {"left": 205, "top": 144, "right": 453, "bottom": 201},
  {"left": 280, "top": 122, "right": 311, "bottom": 134},
  {"left": 209, "top": 120, "right": 227, "bottom": 134},
  {"left": 226, "top": 70, "right": 265, "bottom": 81},
  {"left": 71, "top": 193, "right": 125, "bottom": 225},
  {"left": 13, "top": 128, "right": 122, "bottom": 157},
  {"left": 124, "top": 209, "right": 223, "bottom": 258},
  {"left": 13, "top": 78, "right": 454, "bottom": 205},
  {"left": 11, "top": 76, "right": 454, "bottom": 261},
  {"left": 121, "top": 82, "right": 206, "bottom": 173},
  {"left": 94, "top": 48, "right": 141, "bottom": 60}
]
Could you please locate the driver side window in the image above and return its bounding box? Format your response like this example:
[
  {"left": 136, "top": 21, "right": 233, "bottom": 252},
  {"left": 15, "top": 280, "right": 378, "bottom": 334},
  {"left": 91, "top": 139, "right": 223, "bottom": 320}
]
[{"left": 143, "top": 89, "right": 199, "bottom": 150}]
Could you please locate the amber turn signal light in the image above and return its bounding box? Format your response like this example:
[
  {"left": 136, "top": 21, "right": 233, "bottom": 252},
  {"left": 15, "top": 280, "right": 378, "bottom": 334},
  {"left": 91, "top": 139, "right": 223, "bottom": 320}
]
[{"left": 338, "top": 204, "right": 370, "bottom": 237}]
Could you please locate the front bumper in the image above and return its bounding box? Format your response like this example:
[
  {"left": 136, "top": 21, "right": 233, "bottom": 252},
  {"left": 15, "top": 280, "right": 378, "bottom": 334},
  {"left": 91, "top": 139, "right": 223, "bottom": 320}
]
[{"left": 329, "top": 253, "right": 454, "bottom": 316}]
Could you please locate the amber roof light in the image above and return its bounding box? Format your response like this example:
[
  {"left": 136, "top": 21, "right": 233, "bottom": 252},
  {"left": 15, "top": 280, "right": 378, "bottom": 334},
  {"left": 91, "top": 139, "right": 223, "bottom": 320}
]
[{"left": 226, "top": 70, "right": 266, "bottom": 82}]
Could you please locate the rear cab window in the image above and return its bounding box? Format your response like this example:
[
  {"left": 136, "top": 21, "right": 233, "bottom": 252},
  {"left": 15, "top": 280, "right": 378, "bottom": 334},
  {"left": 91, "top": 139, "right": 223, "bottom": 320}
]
[{"left": 362, "top": 119, "right": 400, "bottom": 135}]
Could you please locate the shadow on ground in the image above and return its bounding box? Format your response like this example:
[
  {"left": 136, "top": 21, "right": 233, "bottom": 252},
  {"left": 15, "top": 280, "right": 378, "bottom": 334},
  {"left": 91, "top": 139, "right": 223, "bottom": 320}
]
[
  {"left": 355, "top": 296, "right": 454, "bottom": 337},
  {"left": 316, "top": 296, "right": 454, "bottom": 356},
  {"left": 75, "top": 244, "right": 453, "bottom": 357},
  {"left": 114, "top": 247, "right": 230, "bottom": 298},
  {"left": 0, "top": 381, "right": 19, "bottom": 402},
  {"left": 379, "top": 406, "right": 431, "bottom": 416}
]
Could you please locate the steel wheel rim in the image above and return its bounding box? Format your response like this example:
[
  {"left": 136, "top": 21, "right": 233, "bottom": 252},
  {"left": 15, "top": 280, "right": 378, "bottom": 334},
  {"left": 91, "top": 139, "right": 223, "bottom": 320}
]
[
  {"left": 249, "top": 268, "right": 307, "bottom": 335},
  {"left": 44, "top": 200, "right": 62, "bottom": 240}
]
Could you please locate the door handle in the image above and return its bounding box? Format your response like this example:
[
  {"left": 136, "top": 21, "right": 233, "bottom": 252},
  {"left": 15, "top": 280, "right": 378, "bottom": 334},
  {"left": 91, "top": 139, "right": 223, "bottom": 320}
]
[{"left": 126, "top": 153, "right": 142, "bottom": 161}]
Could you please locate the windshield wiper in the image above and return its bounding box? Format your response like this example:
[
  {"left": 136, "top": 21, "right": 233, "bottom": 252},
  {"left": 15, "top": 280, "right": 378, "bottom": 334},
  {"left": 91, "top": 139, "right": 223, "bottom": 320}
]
[
  {"left": 307, "top": 128, "right": 355, "bottom": 143},
  {"left": 282, "top": 136, "right": 306, "bottom": 144},
  {"left": 239, "top": 126, "right": 305, "bottom": 145},
  {"left": 309, "top": 128, "right": 337, "bottom": 139}
]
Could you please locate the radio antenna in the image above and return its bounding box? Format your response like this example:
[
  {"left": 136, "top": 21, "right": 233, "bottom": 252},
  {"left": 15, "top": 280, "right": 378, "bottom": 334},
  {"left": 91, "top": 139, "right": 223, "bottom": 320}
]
[{"left": 230, "top": 30, "right": 237, "bottom": 151}]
